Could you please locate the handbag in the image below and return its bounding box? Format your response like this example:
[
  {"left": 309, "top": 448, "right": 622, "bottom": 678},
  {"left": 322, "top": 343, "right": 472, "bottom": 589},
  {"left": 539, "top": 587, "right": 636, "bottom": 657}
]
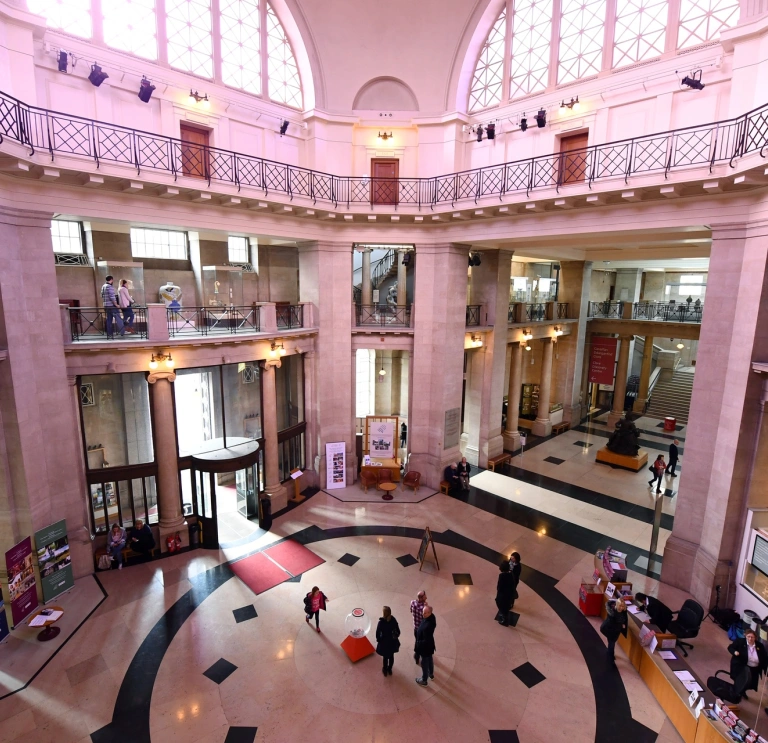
[{"left": 98, "top": 553, "right": 112, "bottom": 570}]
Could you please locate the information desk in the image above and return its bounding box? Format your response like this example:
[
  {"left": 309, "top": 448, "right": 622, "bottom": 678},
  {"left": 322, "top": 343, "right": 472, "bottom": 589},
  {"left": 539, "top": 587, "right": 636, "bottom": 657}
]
[{"left": 361, "top": 458, "right": 400, "bottom": 482}]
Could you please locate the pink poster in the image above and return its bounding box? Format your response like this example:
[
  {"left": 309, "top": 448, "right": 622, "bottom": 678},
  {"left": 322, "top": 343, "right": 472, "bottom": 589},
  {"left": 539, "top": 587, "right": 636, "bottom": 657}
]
[
  {"left": 589, "top": 337, "right": 617, "bottom": 385},
  {"left": 6, "top": 536, "right": 38, "bottom": 626}
]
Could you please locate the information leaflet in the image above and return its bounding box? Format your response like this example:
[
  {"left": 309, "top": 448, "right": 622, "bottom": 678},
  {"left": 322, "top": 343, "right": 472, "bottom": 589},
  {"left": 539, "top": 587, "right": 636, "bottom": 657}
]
[{"left": 34, "top": 519, "right": 74, "bottom": 603}]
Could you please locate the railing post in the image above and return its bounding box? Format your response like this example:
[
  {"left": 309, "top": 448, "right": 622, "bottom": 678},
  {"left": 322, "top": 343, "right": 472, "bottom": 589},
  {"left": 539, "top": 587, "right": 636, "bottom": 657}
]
[
  {"left": 621, "top": 301, "right": 633, "bottom": 320},
  {"left": 147, "top": 303, "right": 170, "bottom": 342},
  {"left": 60, "top": 304, "right": 73, "bottom": 346},
  {"left": 546, "top": 301, "right": 555, "bottom": 321},
  {"left": 299, "top": 301, "right": 313, "bottom": 328},
  {"left": 258, "top": 302, "right": 277, "bottom": 334}
]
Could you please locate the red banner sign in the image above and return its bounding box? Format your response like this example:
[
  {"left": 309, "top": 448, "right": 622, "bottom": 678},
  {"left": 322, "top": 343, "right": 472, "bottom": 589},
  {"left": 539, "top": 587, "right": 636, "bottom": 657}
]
[{"left": 589, "top": 337, "right": 617, "bottom": 385}]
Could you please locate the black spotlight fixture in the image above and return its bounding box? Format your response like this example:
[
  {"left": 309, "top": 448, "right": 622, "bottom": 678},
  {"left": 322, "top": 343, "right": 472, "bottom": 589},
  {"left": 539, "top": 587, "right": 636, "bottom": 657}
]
[
  {"left": 486, "top": 122, "right": 495, "bottom": 140},
  {"left": 279, "top": 120, "right": 289, "bottom": 136},
  {"left": 402, "top": 252, "right": 412, "bottom": 267},
  {"left": 476, "top": 125, "right": 484, "bottom": 143},
  {"left": 57, "top": 50, "right": 68, "bottom": 73},
  {"left": 520, "top": 115, "right": 528, "bottom": 133},
  {"left": 473, "top": 253, "right": 482, "bottom": 267},
  {"left": 681, "top": 69, "right": 705, "bottom": 90},
  {"left": 88, "top": 63, "right": 109, "bottom": 87},
  {"left": 138, "top": 77, "right": 156, "bottom": 103},
  {"left": 534, "top": 108, "right": 547, "bottom": 128}
]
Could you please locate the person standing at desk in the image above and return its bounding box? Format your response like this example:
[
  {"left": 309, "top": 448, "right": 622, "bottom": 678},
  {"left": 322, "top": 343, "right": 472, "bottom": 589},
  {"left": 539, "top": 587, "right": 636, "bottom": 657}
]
[
  {"left": 600, "top": 597, "right": 628, "bottom": 663},
  {"left": 729, "top": 628, "right": 768, "bottom": 699},
  {"left": 666, "top": 439, "right": 680, "bottom": 477}
]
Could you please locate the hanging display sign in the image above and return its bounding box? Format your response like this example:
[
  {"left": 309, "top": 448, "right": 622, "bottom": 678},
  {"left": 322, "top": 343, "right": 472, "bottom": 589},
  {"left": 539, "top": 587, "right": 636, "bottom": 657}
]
[
  {"left": 368, "top": 421, "right": 394, "bottom": 459},
  {"left": 325, "top": 442, "right": 346, "bottom": 489},
  {"left": 589, "top": 337, "right": 618, "bottom": 385},
  {"left": 34, "top": 520, "right": 74, "bottom": 604},
  {"left": 5, "top": 537, "right": 38, "bottom": 627}
]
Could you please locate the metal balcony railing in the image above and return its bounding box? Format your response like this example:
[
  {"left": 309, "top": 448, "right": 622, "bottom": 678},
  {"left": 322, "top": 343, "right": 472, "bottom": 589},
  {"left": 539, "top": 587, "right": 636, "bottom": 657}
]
[
  {"left": 70, "top": 306, "right": 147, "bottom": 340},
  {"left": 633, "top": 301, "right": 703, "bottom": 323},
  {"left": 2, "top": 89, "right": 767, "bottom": 208},
  {"left": 557, "top": 302, "right": 569, "bottom": 319},
  {"left": 276, "top": 304, "right": 303, "bottom": 329},
  {"left": 588, "top": 301, "right": 625, "bottom": 319},
  {"left": 167, "top": 306, "right": 260, "bottom": 337},
  {"left": 355, "top": 304, "right": 411, "bottom": 328},
  {"left": 526, "top": 303, "right": 547, "bottom": 322},
  {"left": 466, "top": 305, "right": 481, "bottom": 326}
]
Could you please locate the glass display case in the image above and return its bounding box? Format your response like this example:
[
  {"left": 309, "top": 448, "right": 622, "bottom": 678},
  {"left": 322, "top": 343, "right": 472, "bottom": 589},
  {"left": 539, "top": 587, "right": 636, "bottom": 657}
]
[
  {"left": 202, "top": 266, "right": 243, "bottom": 307},
  {"left": 95, "top": 261, "right": 146, "bottom": 306},
  {"left": 345, "top": 608, "right": 372, "bottom": 638}
]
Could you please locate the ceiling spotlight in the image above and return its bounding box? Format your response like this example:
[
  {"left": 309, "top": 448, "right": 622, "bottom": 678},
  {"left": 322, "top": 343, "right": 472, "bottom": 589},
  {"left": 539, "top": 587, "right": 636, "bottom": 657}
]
[
  {"left": 486, "top": 122, "right": 495, "bottom": 140},
  {"left": 560, "top": 96, "right": 579, "bottom": 111},
  {"left": 188, "top": 90, "right": 210, "bottom": 107},
  {"left": 676, "top": 342, "right": 685, "bottom": 350},
  {"left": 88, "top": 63, "right": 109, "bottom": 87},
  {"left": 476, "top": 126, "right": 484, "bottom": 143},
  {"left": 280, "top": 120, "right": 289, "bottom": 136},
  {"left": 520, "top": 115, "right": 528, "bottom": 133},
  {"left": 534, "top": 108, "right": 547, "bottom": 128},
  {"left": 378, "top": 131, "right": 393, "bottom": 141},
  {"left": 138, "top": 77, "right": 155, "bottom": 103},
  {"left": 57, "top": 51, "right": 68, "bottom": 73},
  {"left": 472, "top": 253, "right": 481, "bottom": 267},
  {"left": 681, "top": 70, "right": 705, "bottom": 90}
]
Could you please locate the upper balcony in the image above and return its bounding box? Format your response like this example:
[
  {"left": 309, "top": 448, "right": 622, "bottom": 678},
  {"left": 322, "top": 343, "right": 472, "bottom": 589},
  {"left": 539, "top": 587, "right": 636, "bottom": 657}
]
[
  {"left": 1, "top": 89, "right": 767, "bottom": 224},
  {"left": 588, "top": 300, "right": 703, "bottom": 323}
]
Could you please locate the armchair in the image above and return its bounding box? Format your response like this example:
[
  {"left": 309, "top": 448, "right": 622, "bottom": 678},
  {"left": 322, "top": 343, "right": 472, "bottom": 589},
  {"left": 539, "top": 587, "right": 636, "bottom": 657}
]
[
  {"left": 402, "top": 471, "right": 421, "bottom": 493},
  {"left": 377, "top": 468, "right": 393, "bottom": 490},
  {"left": 359, "top": 469, "right": 378, "bottom": 493}
]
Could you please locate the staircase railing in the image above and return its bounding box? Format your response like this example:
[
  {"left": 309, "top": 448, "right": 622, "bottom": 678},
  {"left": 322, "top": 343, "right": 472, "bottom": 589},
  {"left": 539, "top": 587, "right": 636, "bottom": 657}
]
[{"left": 372, "top": 250, "right": 396, "bottom": 289}]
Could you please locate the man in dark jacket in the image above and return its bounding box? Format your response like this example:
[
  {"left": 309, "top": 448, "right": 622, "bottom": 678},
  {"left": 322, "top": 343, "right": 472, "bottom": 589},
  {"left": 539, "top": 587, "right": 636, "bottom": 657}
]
[
  {"left": 443, "top": 463, "right": 460, "bottom": 494},
  {"left": 415, "top": 606, "right": 436, "bottom": 686},
  {"left": 729, "top": 629, "right": 768, "bottom": 697},
  {"left": 634, "top": 592, "right": 673, "bottom": 633},
  {"left": 129, "top": 520, "right": 155, "bottom": 560},
  {"left": 666, "top": 439, "right": 680, "bottom": 476},
  {"left": 495, "top": 561, "right": 517, "bottom": 626}
]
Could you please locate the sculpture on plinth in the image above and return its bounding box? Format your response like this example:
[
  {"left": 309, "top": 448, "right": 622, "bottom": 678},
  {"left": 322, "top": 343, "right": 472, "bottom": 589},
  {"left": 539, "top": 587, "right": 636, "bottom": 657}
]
[{"left": 606, "top": 413, "right": 641, "bottom": 456}]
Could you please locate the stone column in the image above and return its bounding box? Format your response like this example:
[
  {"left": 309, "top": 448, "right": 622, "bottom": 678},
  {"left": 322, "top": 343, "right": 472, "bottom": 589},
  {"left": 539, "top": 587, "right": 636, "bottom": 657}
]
[
  {"left": 148, "top": 371, "right": 186, "bottom": 547},
  {"left": 532, "top": 338, "right": 554, "bottom": 437},
  {"left": 607, "top": 335, "right": 631, "bottom": 429},
  {"left": 361, "top": 247, "right": 372, "bottom": 307},
  {"left": 260, "top": 359, "right": 288, "bottom": 512},
  {"left": 634, "top": 336, "right": 654, "bottom": 413},
  {"left": 396, "top": 248, "right": 408, "bottom": 306},
  {"left": 662, "top": 221, "right": 768, "bottom": 608},
  {"left": 503, "top": 342, "right": 523, "bottom": 451}
]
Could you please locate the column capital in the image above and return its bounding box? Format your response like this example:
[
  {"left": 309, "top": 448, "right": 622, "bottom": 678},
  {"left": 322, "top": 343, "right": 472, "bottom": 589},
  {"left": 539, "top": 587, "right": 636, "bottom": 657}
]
[
  {"left": 148, "top": 371, "right": 176, "bottom": 384},
  {"left": 261, "top": 358, "right": 282, "bottom": 370}
]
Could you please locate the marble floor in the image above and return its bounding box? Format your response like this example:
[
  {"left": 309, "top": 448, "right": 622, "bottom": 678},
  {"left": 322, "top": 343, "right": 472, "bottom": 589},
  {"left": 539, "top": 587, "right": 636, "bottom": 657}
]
[{"left": 0, "top": 479, "right": 740, "bottom": 743}]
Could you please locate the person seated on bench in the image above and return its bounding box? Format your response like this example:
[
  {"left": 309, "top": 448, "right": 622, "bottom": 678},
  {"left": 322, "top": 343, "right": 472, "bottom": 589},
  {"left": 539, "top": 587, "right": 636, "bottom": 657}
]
[
  {"left": 443, "top": 462, "right": 460, "bottom": 494},
  {"left": 108, "top": 523, "right": 126, "bottom": 570},
  {"left": 129, "top": 519, "right": 155, "bottom": 561},
  {"left": 634, "top": 592, "right": 673, "bottom": 633},
  {"left": 457, "top": 457, "right": 471, "bottom": 493}
]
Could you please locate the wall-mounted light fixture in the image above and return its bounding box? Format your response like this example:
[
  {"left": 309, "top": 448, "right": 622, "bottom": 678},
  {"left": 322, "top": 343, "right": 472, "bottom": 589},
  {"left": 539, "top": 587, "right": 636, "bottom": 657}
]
[
  {"left": 553, "top": 326, "right": 564, "bottom": 339},
  {"left": 270, "top": 341, "right": 286, "bottom": 358},
  {"left": 279, "top": 120, "right": 289, "bottom": 136},
  {"left": 672, "top": 338, "right": 685, "bottom": 350},
  {"left": 378, "top": 131, "right": 394, "bottom": 141},
  {"left": 470, "top": 335, "right": 483, "bottom": 348},
  {"left": 681, "top": 69, "right": 705, "bottom": 90},
  {"left": 560, "top": 96, "right": 579, "bottom": 111},
  {"left": 379, "top": 361, "right": 386, "bottom": 376},
  {"left": 188, "top": 89, "right": 210, "bottom": 108},
  {"left": 534, "top": 108, "right": 547, "bottom": 128},
  {"left": 138, "top": 77, "right": 155, "bottom": 103},
  {"left": 149, "top": 352, "right": 174, "bottom": 370},
  {"left": 57, "top": 50, "right": 69, "bottom": 73},
  {"left": 519, "top": 114, "right": 528, "bottom": 133},
  {"left": 522, "top": 330, "right": 533, "bottom": 341},
  {"left": 88, "top": 63, "right": 109, "bottom": 87}
]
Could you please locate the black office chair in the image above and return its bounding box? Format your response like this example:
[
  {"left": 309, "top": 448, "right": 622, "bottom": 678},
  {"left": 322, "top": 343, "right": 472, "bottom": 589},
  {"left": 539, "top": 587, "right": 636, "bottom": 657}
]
[{"left": 668, "top": 599, "right": 705, "bottom": 657}]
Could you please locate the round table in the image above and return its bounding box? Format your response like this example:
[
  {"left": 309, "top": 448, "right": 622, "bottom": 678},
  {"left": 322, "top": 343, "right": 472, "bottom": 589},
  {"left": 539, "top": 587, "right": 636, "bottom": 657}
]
[
  {"left": 29, "top": 605, "right": 64, "bottom": 642},
  {"left": 379, "top": 482, "right": 397, "bottom": 501}
]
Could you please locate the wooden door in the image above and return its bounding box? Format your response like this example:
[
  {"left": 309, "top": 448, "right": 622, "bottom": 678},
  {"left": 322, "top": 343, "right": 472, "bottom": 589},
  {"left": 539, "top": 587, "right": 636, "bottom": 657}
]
[
  {"left": 180, "top": 123, "right": 210, "bottom": 179},
  {"left": 371, "top": 158, "right": 399, "bottom": 205},
  {"left": 558, "top": 132, "right": 589, "bottom": 185}
]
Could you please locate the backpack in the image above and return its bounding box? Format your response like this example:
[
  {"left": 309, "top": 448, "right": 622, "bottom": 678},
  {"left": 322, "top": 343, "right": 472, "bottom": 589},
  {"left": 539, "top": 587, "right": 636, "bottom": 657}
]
[{"left": 727, "top": 622, "right": 745, "bottom": 642}]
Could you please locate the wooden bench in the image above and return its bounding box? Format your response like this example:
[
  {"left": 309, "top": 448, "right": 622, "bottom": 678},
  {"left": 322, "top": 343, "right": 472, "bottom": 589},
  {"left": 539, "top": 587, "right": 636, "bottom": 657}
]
[
  {"left": 439, "top": 480, "right": 451, "bottom": 494},
  {"left": 552, "top": 422, "right": 570, "bottom": 435},
  {"left": 487, "top": 453, "right": 511, "bottom": 472}
]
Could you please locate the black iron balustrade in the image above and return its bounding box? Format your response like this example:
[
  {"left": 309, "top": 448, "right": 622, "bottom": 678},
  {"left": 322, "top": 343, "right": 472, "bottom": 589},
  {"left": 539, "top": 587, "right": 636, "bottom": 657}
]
[
  {"left": 557, "top": 302, "right": 569, "bottom": 319},
  {"left": 167, "top": 306, "right": 260, "bottom": 337},
  {"left": 508, "top": 303, "right": 519, "bottom": 324},
  {"left": 70, "top": 306, "right": 147, "bottom": 340},
  {"left": 1, "top": 88, "right": 767, "bottom": 208},
  {"left": 355, "top": 304, "right": 411, "bottom": 328},
  {"left": 633, "top": 301, "right": 703, "bottom": 323},
  {"left": 276, "top": 304, "right": 303, "bottom": 329},
  {"left": 588, "top": 301, "right": 624, "bottom": 318},
  {"left": 526, "top": 303, "right": 547, "bottom": 322},
  {"left": 466, "top": 305, "right": 481, "bottom": 326}
]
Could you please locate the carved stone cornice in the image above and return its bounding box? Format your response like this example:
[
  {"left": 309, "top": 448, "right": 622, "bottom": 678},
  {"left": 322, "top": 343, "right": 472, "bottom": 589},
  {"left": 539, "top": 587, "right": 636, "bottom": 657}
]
[{"left": 148, "top": 371, "right": 177, "bottom": 384}]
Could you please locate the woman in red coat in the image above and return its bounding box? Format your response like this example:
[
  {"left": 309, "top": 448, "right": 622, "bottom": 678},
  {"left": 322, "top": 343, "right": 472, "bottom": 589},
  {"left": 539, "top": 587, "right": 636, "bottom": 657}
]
[{"left": 303, "top": 586, "right": 329, "bottom": 633}]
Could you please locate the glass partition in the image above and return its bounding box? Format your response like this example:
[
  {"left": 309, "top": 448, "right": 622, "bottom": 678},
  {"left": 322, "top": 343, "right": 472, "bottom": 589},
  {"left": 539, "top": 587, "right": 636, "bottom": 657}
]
[
  {"left": 174, "top": 366, "right": 224, "bottom": 455},
  {"left": 202, "top": 266, "right": 243, "bottom": 307},
  {"left": 95, "top": 261, "right": 146, "bottom": 305},
  {"left": 222, "top": 362, "right": 262, "bottom": 441},
  {"left": 275, "top": 354, "right": 304, "bottom": 431}
]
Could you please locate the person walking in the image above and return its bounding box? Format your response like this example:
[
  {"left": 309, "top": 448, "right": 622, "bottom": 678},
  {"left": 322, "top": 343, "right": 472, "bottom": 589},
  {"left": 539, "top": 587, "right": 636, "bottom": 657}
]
[
  {"left": 414, "top": 606, "right": 436, "bottom": 686},
  {"left": 118, "top": 279, "right": 135, "bottom": 334},
  {"left": 509, "top": 552, "right": 522, "bottom": 610},
  {"left": 303, "top": 586, "right": 329, "bottom": 633},
  {"left": 457, "top": 457, "right": 471, "bottom": 492},
  {"left": 410, "top": 590, "right": 427, "bottom": 665},
  {"left": 376, "top": 606, "right": 401, "bottom": 676},
  {"left": 666, "top": 439, "right": 680, "bottom": 477},
  {"left": 107, "top": 523, "right": 127, "bottom": 570},
  {"left": 600, "top": 597, "right": 628, "bottom": 662},
  {"left": 100, "top": 275, "right": 125, "bottom": 339},
  {"left": 729, "top": 628, "right": 768, "bottom": 699},
  {"left": 400, "top": 422, "right": 407, "bottom": 448},
  {"left": 495, "top": 561, "right": 517, "bottom": 626},
  {"left": 648, "top": 454, "right": 666, "bottom": 494}
]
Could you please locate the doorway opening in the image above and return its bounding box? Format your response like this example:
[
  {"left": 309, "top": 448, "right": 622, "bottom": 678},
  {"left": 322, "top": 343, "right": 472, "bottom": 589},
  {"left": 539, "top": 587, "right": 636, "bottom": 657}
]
[
  {"left": 558, "top": 131, "right": 589, "bottom": 185},
  {"left": 370, "top": 158, "right": 399, "bottom": 205},
  {"left": 180, "top": 122, "right": 211, "bottom": 179}
]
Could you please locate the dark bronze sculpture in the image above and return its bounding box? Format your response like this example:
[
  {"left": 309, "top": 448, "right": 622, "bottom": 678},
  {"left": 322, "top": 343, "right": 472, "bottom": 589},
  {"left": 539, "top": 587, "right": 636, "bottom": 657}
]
[{"left": 606, "top": 413, "right": 640, "bottom": 456}]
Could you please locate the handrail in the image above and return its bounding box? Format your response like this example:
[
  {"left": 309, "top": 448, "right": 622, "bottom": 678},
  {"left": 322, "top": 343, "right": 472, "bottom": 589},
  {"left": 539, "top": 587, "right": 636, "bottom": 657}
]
[{"left": 0, "top": 89, "right": 766, "bottom": 209}]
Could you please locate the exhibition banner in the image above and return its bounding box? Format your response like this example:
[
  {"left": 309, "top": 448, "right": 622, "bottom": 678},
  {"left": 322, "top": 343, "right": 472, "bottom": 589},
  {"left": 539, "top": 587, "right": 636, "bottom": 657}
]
[
  {"left": 325, "top": 442, "right": 346, "bottom": 489},
  {"left": 588, "top": 337, "right": 618, "bottom": 385},
  {"left": 5, "top": 537, "right": 38, "bottom": 626},
  {"left": 35, "top": 519, "right": 74, "bottom": 604},
  {"left": 369, "top": 421, "right": 394, "bottom": 458}
]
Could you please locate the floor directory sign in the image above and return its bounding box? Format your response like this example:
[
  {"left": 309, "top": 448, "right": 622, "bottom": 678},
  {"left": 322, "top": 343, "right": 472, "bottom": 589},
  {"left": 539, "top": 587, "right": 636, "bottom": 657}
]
[
  {"left": 5, "top": 537, "right": 38, "bottom": 626},
  {"left": 35, "top": 520, "right": 74, "bottom": 603},
  {"left": 325, "top": 442, "right": 346, "bottom": 489}
]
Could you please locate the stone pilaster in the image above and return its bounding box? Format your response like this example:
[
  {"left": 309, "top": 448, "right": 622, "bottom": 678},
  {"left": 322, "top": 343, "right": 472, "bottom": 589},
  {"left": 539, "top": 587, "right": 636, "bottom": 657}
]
[
  {"left": 260, "top": 359, "right": 288, "bottom": 512},
  {"left": 361, "top": 247, "right": 372, "bottom": 307},
  {"left": 532, "top": 339, "right": 554, "bottom": 437},
  {"left": 607, "top": 335, "right": 631, "bottom": 429},
  {"left": 503, "top": 342, "right": 523, "bottom": 451},
  {"left": 634, "top": 336, "right": 654, "bottom": 413}
]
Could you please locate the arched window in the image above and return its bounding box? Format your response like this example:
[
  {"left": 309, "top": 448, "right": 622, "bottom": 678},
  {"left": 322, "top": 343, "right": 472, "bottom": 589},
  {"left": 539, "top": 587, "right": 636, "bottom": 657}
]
[
  {"left": 220, "top": 0, "right": 262, "bottom": 94},
  {"left": 165, "top": 0, "right": 213, "bottom": 77},
  {"left": 27, "top": 0, "right": 92, "bottom": 38},
  {"left": 509, "top": 0, "right": 552, "bottom": 100},
  {"left": 677, "top": 0, "right": 740, "bottom": 49},
  {"left": 103, "top": 0, "right": 158, "bottom": 60},
  {"left": 557, "top": 0, "right": 606, "bottom": 85},
  {"left": 613, "top": 0, "right": 669, "bottom": 68},
  {"left": 266, "top": 3, "right": 302, "bottom": 108},
  {"left": 469, "top": 8, "right": 507, "bottom": 113}
]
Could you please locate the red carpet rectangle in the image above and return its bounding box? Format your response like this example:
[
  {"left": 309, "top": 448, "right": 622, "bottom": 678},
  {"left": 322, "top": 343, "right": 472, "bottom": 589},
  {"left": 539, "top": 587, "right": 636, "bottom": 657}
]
[
  {"left": 264, "top": 540, "right": 325, "bottom": 576},
  {"left": 230, "top": 551, "right": 290, "bottom": 595}
]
